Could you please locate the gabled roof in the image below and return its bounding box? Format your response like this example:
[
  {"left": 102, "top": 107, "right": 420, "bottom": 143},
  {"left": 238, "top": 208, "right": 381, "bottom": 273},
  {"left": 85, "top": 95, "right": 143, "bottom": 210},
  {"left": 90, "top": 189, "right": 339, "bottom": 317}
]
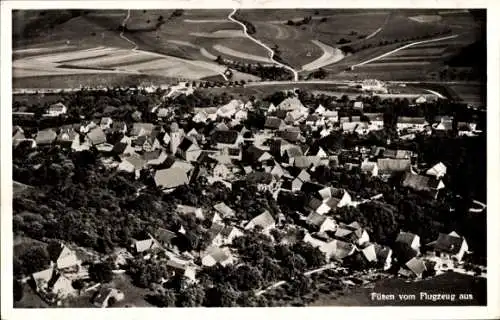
[
  {"left": 177, "top": 137, "right": 199, "bottom": 152},
  {"left": 48, "top": 102, "right": 66, "bottom": 112},
  {"left": 361, "top": 243, "right": 377, "bottom": 262},
  {"left": 264, "top": 116, "right": 284, "bottom": 129},
  {"left": 306, "top": 212, "right": 327, "bottom": 226},
  {"left": 131, "top": 123, "right": 154, "bottom": 136},
  {"left": 247, "top": 171, "right": 273, "bottom": 185},
  {"left": 405, "top": 257, "right": 426, "bottom": 275},
  {"left": 427, "top": 232, "right": 465, "bottom": 255},
  {"left": 277, "top": 129, "right": 303, "bottom": 142},
  {"left": 213, "top": 202, "right": 235, "bottom": 218},
  {"left": 397, "top": 117, "right": 427, "bottom": 125},
  {"left": 87, "top": 127, "right": 107, "bottom": 145},
  {"left": 212, "top": 130, "right": 240, "bottom": 144},
  {"left": 245, "top": 210, "right": 275, "bottom": 230},
  {"left": 426, "top": 162, "right": 447, "bottom": 177},
  {"left": 154, "top": 167, "right": 189, "bottom": 189},
  {"left": 278, "top": 97, "right": 305, "bottom": 111},
  {"left": 123, "top": 153, "right": 146, "bottom": 170},
  {"left": 156, "top": 228, "right": 177, "bottom": 245},
  {"left": 402, "top": 173, "right": 442, "bottom": 191},
  {"left": 395, "top": 231, "right": 418, "bottom": 246},
  {"left": 383, "top": 149, "right": 412, "bottom": 159},
  {"left": 296, "top": 169, "right": 311, "bottom": 182},
  {"left": 377, "top": 158, "right": 411, "bottom": 173},
  {"left": 35, "top": 129, "right": 57, "bottom": 145},
  {"left": 374, "top": 244, "right": 392, "bottom": 262}
]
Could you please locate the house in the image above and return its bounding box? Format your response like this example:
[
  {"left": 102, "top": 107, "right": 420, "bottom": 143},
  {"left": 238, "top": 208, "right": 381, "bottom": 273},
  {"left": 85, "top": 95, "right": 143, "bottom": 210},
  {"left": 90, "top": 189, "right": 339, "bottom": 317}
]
[
  {"left": 334, "top": 222, "right": 370, "bottom": 246},
  {"left": 282, "top": 145, "right": 304, "bottom": 165},
  {"left": 285, "top": 110, "right": 306, "bottom": 124},
  {"left": 213, "top": 163, "right": 232, "bottom": 179},
  {"left": 100, "top": 117, "right": 113, "bottom": 130},
  {"left": 433, "top": 116, "right": 454, "bottom": 131},
  {"left": 192, "top": 110, "right": 209, "bottom": 123},
  {"left": 375, "top": 244, "right": 393, "bottom": 270},
  {"left": 79, "top": 120, "right": 97, "bottom": 134},
  {"left": 234, "top": 109, "right": 248, "bottom": 121},
  {"left": 324, "top": 110, "right": 339, "bottom": 123},
  {"left": 87, "top": 127, "right": 107, "bottom": 145},
  {"left": 315, "top": 104, "right": 326, "bottom": 115},
  {"left": 155, "top": 228, "right": 177, "bottom": 249},
  {"left": 306, "top": 212, "right": 337, "bottom": 233},
  {"left": 143, "top": 150, "right": 168, "bottom": 166},
  {"left": 177, "top": 137, "right": 201, "bottom": 162},
  {"left": 131, "top": 237, "right": 161, "bottom": 254},
  {"left": 277, "top": 97, "right": 306, "bottom": 112},
  {"left": 32, "top": 268, "right": 76, "bottom": 300},
  {"left": 361, "top": 160, "right": 378, "bottom": 177},
  {"left": 46, "top": 102, "right": 67, "bottom": 117},
  {"left": 208, "top": 223, "right": 244, "bottom": 247},
  {"left": 398, "top": 257, "right": 426, "bottom": 278},
  {"left": 110, "top": 121, "right": 127, "bottom": 134},
  {"left": 292, "top": 156, "right": 322, "bottom": 169},
  {"left": 402, "top": 172, "right": 445, "bottom": 198},
  {"left": 264, "top": 116, "right": 286, "bottom": 130},
  {"left": 426, "top": 162, "right": 447, "bottom": 179},
  {"left": 130, "top": 123, "right": 155, "bottom": 137},
  {"left": 49, "top": 243, "right": 82, "bottom": 270},
  {"left": 118, "top": 154, "right": 146, "bottom": 179},
  {"left": 364, "top": 113, "right": 384, "bottom": 129},
  {"left": 353, "top": 101, "right": 364, "bottom": 111},
  {"left": 426, "top": 231, "right": 469, "bottom": 262},
  {"left": 457, "top": 122, "right": 478, "bottom": 136},
  {"left": 382, "top": 149, "right": 412, "bottom": 159},
  {"left": 93, "top": 287, "right": 125, "bottom": 308},
  {"left": 395, "top": 231, "right": 421, "bottom": 253},
  {"left": 415, "top": 96, "right": 427, "bottom": 104},
  {"left": 246, "top": 171, "right": 276, "bottom": 192},
  {"left": 211, "top": 130, "right": 243, "bottom": 150},
  {"left": 201, "top": 246, "right": 235, "bottom": 267},
  {"left": 396, "top": 117, "right": 428, "bottom": 131},
  {"left": 112, "top": 141, "right": 136, "bottom": 157},
  {"left": 131, "top": 135, "right": 161, "bottom": 152},
  {"left": 217, "top": 99, "right": 242, "bottom": 118},
  {"left": 56, "top": 128, "right": 80, "bottom": 150},
  {"left": 177, "top": 205, "right": 205, "bottom": 220},
  {"left": 154, "top": 167, "right": 189, "bottom": 190},
  {"left": 277, "top": 129, "right": 305, "bottom": 143},
  {"left": 377, "top": 158, "right": 411, "bottom": 176},
  {"left": 305, "top": 145, "right": 328, "bottom": 158},
  {"left": 245, "top": 145, "right": 273, "bottom": 164},
  {"left": 35, "top": 129, "right": 57, "bottom": 145},
  {"left": 157, "top": 108, "right": 169, "bottom": 119},
  {"left": 324, "top": 239, "right": 357, "bottom": 261},
  {"left": 245, "top": 210, "right": 275, "bottom": 234},
  {"left": 213, "top": 202, "right": 236, "bottom": 219},
  {"left": 359, "top": 243, "right": 378, "bottom": 263},
  {"left": 165, "top": 259, "right": 197, "bottom": 283}
]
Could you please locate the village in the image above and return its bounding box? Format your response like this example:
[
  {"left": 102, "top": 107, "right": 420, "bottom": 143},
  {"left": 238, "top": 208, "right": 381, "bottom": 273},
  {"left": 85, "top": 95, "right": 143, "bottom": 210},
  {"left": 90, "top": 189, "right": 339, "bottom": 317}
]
[{"left": 12, "top": 81, "right": 486, "bottom": 307}]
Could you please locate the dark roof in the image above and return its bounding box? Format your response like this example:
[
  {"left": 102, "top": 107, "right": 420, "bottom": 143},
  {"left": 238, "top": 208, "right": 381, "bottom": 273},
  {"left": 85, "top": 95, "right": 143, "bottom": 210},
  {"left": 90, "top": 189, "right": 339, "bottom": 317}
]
[
  {"left": 212, "top": 130, "right": 239, "bottom": 144},
  {"left": 402, "top": 173, "right": 441, "bottom": 191},
  {"left": 112, "top": 142, "right": 128, "bottom": 154},
  {"left": 277, "top": 130, "right": 302, "bottom": 142},
  {"left": 428, "top": 233, "right": 465, "bottom": 254},
  {"left": 265, "top": 117, "right": 284, "bottom": 129},
  {"left": 177, "top": 137, "right": 196, "bottom": 152},
  {"left": 156, "top": 228, "right": 177, "bottom": 245},
  {"left": 142, "top": 150, "right": 162, "bottom": 161},
  {"left": 301, "top": 181, "right": 325, "bottom": 194},
  {"left": 247, "top": 171, "right": 273, "bottom": 185}
]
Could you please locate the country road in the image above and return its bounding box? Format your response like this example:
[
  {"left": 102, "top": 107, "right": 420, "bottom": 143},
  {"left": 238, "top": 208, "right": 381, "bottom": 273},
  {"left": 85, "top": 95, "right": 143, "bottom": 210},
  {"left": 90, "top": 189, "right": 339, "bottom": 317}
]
[
  {"left": 228, "top": 8, "right": 299, "bottom": 81},
  {"left": 351, "top": 34, "right": 460, "bottom": 69},
  {"left": 120, "top": 9, "right": 138, "bottom": 50}
]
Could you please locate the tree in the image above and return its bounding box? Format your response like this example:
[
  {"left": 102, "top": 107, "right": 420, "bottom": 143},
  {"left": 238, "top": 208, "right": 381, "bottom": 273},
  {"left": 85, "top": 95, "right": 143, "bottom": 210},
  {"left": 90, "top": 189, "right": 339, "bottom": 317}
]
[
  {"left": 20, "top": 246, "right": 50, "bottom": 275},
  {"left": 14, "top": 279, "right": 24, "bottom": 302},
  {"left": 88, "top": 261, "right": 113, "bottom": 283}
]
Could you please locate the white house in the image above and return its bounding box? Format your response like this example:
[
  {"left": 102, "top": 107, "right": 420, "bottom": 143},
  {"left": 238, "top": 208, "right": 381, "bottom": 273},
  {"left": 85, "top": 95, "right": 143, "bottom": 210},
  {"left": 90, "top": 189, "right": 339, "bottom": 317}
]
[{"left": 46, "top": 102, "right": 67, "bottom": 117}]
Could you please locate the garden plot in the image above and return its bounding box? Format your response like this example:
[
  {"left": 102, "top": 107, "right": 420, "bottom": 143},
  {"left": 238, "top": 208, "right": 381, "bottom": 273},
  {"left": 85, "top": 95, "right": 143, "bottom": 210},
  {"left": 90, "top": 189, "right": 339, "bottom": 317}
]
[
  {"left": 301, "top": 40, "right": 345, "bottom": 71},
  {"left": 190, "top": 29, "right": 245, "bottom": 38},
  {"left": 30, "top": 47, "right": 119, "bottom": 63},
  {"left": 212, "top": 44, "right": 272, "bottom": 63}
]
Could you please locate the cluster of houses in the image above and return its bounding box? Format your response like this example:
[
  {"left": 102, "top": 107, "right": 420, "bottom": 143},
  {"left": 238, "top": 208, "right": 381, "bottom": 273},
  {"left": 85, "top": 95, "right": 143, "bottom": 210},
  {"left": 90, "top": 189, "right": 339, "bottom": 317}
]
[{"left": 16, "top": 92, "right": 479, "bottom": 306}]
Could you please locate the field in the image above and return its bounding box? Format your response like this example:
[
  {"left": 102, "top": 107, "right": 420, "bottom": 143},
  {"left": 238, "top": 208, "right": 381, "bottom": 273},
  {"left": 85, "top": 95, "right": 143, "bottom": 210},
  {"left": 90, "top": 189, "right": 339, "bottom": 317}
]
[{"left": 12, "top": 9, "right": 485, "bottom": 87}]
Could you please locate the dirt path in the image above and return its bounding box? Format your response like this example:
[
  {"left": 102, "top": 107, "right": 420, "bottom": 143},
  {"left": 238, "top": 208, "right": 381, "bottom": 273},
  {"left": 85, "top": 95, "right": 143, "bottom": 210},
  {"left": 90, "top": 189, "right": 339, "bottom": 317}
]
[
  {"left": 301, "top": 40, "right": 345, "bottom": 71},
  {"left": 120, "top": 10, "right": 138, "bottom": 50},
  {"left": 351, "top": 34, "right": 460, "bottom": 69},
  {"left": 228, "top": 8, "right": 299, "bottom": 81}
]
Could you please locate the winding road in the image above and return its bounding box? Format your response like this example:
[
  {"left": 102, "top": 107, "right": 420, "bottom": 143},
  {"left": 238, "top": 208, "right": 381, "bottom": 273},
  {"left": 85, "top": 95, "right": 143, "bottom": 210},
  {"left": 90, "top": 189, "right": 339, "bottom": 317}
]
[{"left": 228, "top": 8, "right": 299, "bottom": 81}]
